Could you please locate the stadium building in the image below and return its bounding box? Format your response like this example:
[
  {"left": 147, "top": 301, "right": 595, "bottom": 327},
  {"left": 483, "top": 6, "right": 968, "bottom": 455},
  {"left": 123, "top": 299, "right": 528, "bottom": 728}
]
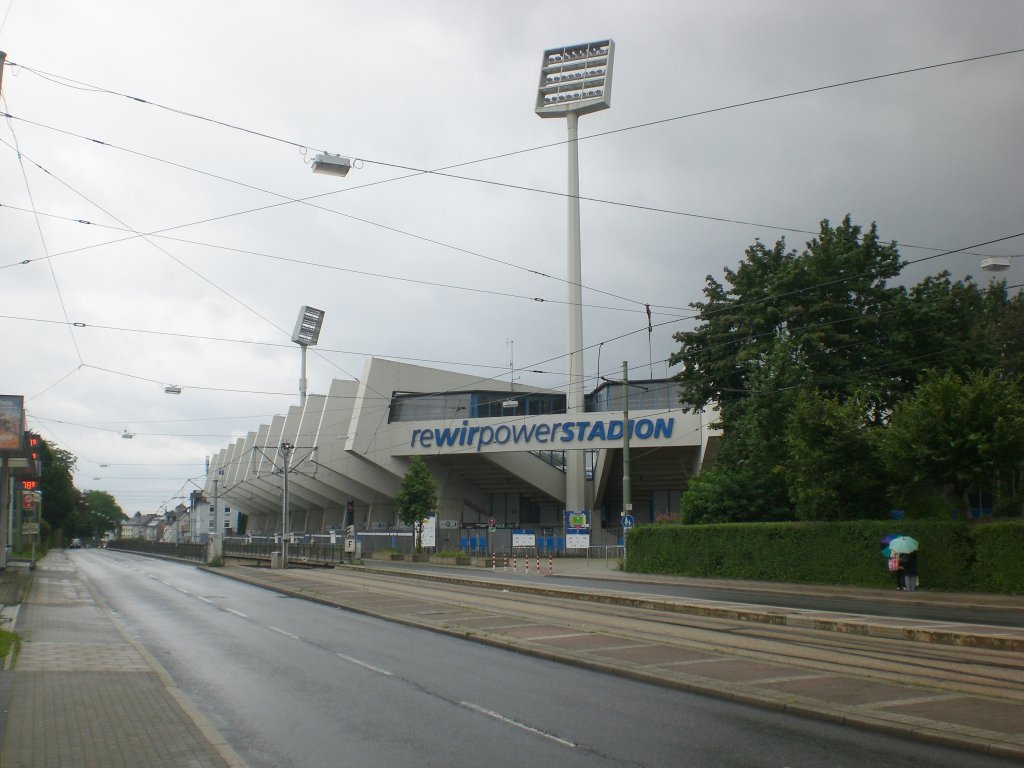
[{"left": 203, "top": 357, "right": 718, "bottom": 551}]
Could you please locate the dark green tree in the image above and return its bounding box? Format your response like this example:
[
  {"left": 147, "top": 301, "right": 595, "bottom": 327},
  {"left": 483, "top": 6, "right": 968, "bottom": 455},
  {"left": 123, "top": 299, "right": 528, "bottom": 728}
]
[
  {"left": 395, "top": 457, "right": 437, "bottom": 553},
  {"left": 671, "top": 216, "right": 906, "bottom": 421},
  {"left": 782, "top": 391, "right": 890, "bottom": 521},
  {"left": 39, "top": 440, "right": 79, "bottom": 543},
  {"left": 80, "top": 490, "right": 126, "bottom": 539},
  {"left": 881, "top": 370, "right": 1024, "bottom": 521}
]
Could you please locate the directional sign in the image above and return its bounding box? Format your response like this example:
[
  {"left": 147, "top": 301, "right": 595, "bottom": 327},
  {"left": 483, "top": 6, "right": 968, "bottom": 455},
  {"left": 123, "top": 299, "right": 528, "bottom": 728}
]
[{"left": 621, "top": 514, "right": 635, "bottom": 529}]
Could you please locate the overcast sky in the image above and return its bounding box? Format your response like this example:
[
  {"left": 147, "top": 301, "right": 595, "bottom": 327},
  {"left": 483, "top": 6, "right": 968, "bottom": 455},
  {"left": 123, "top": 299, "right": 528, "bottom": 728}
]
[{"left": 2, "top": 1, "right": 1022, "bottom": 516}]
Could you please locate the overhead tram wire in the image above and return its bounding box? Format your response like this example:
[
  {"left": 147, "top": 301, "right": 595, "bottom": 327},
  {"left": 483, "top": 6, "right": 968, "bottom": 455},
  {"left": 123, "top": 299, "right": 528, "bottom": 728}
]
[
  {"left": 1, "top": 107, "right": 1018, "bottom": 288},
  {"left": 0, "top": 115, "right": 645, "bottom": 309},
  {"left": 1, "top": 99, "right": 85, "bottom": 367},
  {"left": 7, "top": 45, "right": 1023, "bottom": 210},
  {"left": 5, "top": 225, "right": 1020, "bottom": 412},
  {"left": 3, "top": 49, "right": 1018, "bottom": 322},
  {"left": 0, "top": 202, "right": 652, "bottom": 317}
]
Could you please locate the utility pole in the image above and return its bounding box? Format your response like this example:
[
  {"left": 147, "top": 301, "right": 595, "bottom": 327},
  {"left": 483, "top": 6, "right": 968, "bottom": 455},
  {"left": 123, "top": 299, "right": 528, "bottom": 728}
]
[
  {"left": 622, "top": 361, "right": 631, "bottom": 565},
  {"left": 280, "top": 442, "right": 293, "bottom": 569}
]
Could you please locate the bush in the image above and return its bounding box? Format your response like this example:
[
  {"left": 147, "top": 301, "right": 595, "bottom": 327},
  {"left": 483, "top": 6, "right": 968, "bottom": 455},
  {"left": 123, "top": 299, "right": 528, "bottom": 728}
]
[
  {"left": 626, "top": 519, "right": 991, "bottom": 591},
  {"left": 971, "top": 521, "right": 1024, "bottom": 592}
]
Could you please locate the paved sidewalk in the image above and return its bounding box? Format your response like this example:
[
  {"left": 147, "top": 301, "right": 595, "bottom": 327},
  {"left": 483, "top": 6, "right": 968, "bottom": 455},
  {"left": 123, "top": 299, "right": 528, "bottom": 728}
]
[
  {"left": 210, "top": 559, "right": 1024, "bottom": 762},
  {"left": 0, "top": 551, "right": 245, "bottom": 768}
]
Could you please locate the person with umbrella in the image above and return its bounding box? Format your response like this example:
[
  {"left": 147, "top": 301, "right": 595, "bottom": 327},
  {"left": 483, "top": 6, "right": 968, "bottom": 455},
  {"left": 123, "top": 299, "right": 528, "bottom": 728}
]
[{"left": 889, "top": 536, "right": 919, "bottom": 591}]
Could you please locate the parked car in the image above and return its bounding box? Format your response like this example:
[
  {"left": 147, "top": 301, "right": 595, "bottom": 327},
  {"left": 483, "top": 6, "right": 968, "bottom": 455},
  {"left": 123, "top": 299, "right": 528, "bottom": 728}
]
[{"left": 69, "top": 538, "right": 83, "bottom": 549}]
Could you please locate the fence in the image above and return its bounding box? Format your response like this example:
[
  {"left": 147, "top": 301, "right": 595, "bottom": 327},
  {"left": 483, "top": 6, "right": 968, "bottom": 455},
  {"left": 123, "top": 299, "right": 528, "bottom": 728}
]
[
  {"left": 106, "top": 539, "right": 206, "bottom": 562},
  {"left": 106, "top": 532, "right": 623, "bottom": 566}
]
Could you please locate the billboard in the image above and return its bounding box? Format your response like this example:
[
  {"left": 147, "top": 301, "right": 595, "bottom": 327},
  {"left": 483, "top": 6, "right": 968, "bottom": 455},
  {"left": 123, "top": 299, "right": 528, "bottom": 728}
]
[{"left": 0, "top": 395, "right": 24, "bottom": 452}]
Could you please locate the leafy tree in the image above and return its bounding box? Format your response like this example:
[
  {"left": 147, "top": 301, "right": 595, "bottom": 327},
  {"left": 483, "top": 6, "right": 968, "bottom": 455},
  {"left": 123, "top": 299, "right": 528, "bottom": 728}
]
[
  {"left": 395, "top": 457, "right": 437, "bottom": 553},
  {"left": 782, "top": 391, "right": 889, "bottom": 521},
  {"left": 38, "top": 440, "right": 79, "bottom": 542},
  {"left": 671, "top": 216, "right": 906, "bottom": 421},
  {"left": 80, "top": 490, "right": 126, "bottom": 539},
  {"left": 881, "top": 370, "right": 1024, "bottom": 521},
  {"left": 680, "top": 333, "right": 805, "bottom": 523}
]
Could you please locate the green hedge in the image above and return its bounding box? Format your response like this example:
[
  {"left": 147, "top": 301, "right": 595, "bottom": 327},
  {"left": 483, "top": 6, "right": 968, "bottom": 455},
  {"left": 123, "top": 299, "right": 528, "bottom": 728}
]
[
  {"left": 971, "top": 521, "right": 1024, "bottom": 593},
  {"left": 626, "top": 520, "right": 1020, "bottom": 593}
]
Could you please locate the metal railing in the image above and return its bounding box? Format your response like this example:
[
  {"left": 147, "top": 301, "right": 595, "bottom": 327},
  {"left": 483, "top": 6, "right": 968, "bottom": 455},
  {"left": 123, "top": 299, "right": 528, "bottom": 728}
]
[{"left": 106, "top": 539, "right": 206, "bottom": 562}]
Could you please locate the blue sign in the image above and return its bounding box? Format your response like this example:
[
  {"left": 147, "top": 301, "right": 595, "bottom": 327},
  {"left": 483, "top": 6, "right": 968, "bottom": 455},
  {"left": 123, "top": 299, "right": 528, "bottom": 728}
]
[{"left": 621, "top": 514, "right": 635, "bottom": 529}]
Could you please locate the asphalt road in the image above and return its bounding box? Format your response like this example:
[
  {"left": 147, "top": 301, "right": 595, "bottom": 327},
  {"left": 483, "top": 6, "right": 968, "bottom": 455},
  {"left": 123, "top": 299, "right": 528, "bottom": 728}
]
[{"left": 75, "top": 550, "right": 1021, "bottom": 768}]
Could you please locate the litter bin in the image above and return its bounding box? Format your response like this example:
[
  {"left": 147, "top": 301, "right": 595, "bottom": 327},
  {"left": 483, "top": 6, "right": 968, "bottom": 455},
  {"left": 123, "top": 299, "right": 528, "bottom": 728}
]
[{"left": 271, "top": 551, "right": 284, "bottom": 569}]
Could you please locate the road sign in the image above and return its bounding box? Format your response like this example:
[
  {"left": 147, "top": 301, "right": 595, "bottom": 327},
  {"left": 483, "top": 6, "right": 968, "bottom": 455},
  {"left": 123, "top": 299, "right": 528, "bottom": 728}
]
[
  {"left": 621, "top": 514, "right": 635, "bottom": 529},
  {"left": 21, "top": 522, "right": 39, "bottom": 535}
]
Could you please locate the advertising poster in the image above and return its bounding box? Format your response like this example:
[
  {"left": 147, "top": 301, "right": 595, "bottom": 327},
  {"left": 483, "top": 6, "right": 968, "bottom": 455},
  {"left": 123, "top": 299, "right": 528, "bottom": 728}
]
[
  {"left": 564, "top": 510, "right": 591, "bottom": 550},
  {"left": 0, "top": 395, "right": 24, "bottom": 452},
  {"left": 420, "top": 516, "right": 437, "bottom": 548},
  {"left": 512, "top": 529, "right": 536, "bottom": 547}
]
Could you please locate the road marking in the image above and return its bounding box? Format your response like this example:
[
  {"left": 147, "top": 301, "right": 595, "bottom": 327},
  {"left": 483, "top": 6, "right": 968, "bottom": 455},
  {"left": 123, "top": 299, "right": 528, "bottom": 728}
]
[
  {"left": 197, "top": 596, "right": 213, "bottom": 604},
  {"left": 160, "top": 580, "right": 172, "bottom": 587},
  {"left": 269, "top": 626, "right": 299, "bottom": 640},
  {"left": 336, "top": 653, "right": 393, "bottom": 676},
  {"left": 225, "top": 608, "right": 248, "bottom": 618},
  {"left": 459, "top": 701, "right": 576, "bottom": 747}
]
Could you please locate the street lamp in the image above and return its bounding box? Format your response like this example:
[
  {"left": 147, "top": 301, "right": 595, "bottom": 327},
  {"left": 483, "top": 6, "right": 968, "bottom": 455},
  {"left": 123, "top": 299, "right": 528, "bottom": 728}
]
[
  {"left": 311, "top": 153, "right": 353, "bottom": 177},
  {"left": 291, "top": 305, "right": 325, "bottom": 407},
  {"left": 535, "top": 39, "right": 615, "bottom": 518},
  {"left": 981, "top": 257, "right": 1011, "bottom": 272}
]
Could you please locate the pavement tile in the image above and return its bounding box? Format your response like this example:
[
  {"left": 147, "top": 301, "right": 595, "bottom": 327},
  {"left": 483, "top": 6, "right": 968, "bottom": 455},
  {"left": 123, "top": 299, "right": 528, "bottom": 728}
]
[
  {"left": 3, "top": 671, "right": 230, "bottom": 768},
  {"left": 762, "top": 674, "right": 943, "bottom": 705},
  {"left": 533, "top": 633, "right": 637, "bottom": 650},
  {"left": 879, "top": 695, "right": 1024, "bottom": 735},
  {"left": 676, "top": 658, "right": 814, "bottom": 684},
  {"left": 595, "top": 644, "right": 735, "bottom": 666},
  {"left": 498, "top": 624, "right": 581, "bottom": 639}
]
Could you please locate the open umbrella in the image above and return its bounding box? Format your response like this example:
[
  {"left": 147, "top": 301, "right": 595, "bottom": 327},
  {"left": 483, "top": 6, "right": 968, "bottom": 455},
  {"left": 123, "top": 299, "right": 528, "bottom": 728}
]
[
  {"left": 889, "top": 535, "right": 919, "bottom": 554},
  {"left": 880, "top": 533, "right": 901, "bottom": 558}
]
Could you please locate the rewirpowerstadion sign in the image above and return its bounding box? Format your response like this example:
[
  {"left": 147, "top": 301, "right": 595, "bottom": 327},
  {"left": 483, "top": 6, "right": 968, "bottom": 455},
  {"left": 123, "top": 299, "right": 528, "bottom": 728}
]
[{"left": 398, "top": 409, "right": 698, "bottom": 456}]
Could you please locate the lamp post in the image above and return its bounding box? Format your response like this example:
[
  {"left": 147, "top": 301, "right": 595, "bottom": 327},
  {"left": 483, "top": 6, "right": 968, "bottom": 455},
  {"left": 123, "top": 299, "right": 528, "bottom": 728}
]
[
  {"left": 291, "top": 306, "right": 325, "bottom": 407},
  {"left": 536, "top": 40, "right": 615, "bottom": 518}
]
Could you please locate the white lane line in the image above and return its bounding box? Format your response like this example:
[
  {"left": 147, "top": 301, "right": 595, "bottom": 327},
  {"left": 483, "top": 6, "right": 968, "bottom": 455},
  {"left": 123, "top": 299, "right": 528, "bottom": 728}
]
[
  {"left": 160, "top": 580, "right": 172, "bottom": 587},
  {"left": 225, "top": 608, "right": 248, "bottom": 619},
  {"left": 336, "top": 653, "right": 393, "bottom": 676},
  {"left": 176, "top": 588, "right": 191, "bottom": 595},
  {"left": 459, "top": 701, "right": 576, "bottom": 747},
  {"left": 197, "top": 596, "right": 214, "bottom": 604},
  {"left": 268, "top": 626, "right": 300, "bottom": 640}
]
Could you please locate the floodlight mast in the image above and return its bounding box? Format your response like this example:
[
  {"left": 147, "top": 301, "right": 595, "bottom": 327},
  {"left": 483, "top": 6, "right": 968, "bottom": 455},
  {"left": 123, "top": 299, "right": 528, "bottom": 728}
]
[
  {"left": 291, "top": 306, "right": 325, "bottom": 406},
  {"left": 536, "top": 40, "right": 614, "bottom": 518}
]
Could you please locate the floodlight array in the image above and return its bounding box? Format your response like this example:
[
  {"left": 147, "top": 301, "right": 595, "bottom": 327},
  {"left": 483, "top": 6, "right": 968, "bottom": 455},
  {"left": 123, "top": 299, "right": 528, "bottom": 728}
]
[
  {"left": 535, "top": 39, "right": 614, "bottom": 117},
  {"left": 291, "top": 305, "right": 326, "bottom": 346}
]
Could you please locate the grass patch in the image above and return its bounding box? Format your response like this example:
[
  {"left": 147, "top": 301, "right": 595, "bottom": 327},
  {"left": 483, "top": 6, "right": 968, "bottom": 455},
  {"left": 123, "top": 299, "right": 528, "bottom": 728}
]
[{"left": 0, "top": 629, "right": 20, "bottom": 668}]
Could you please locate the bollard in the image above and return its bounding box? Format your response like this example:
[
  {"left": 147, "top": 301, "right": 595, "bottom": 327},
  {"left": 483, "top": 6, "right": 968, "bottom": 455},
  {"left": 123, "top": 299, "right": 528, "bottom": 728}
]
[
  {"left": 492, "top": 552, "right": 496, "bottom": 570},
  {"left": 504, "top": 553, "right": 509, "bottom": 572},
  {"left": 548, "top": 553, "right": 553, "bottom": 575}
]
